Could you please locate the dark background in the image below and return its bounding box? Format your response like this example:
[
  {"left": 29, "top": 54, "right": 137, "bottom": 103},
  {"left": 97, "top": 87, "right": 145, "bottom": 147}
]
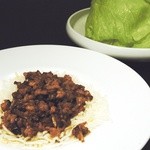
[
  {"left": 0, "top": 0, "right": 88, "bottom": 49},
  {"left": 0, "top": 0, "right": 149, "bottom": 149}
]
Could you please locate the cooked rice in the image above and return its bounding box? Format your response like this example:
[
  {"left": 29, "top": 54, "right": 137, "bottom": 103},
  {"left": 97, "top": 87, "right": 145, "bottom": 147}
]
[{"left": 0, "top": 72, "right": 109, "bottom": 149}]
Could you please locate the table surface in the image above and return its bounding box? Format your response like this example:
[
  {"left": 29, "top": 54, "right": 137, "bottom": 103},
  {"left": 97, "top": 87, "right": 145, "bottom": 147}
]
[{"left": 0, "top": 0, "right": 149, "bottom": 149}]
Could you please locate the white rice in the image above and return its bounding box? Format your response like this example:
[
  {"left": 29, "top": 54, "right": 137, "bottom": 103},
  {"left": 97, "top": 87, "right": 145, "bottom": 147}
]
[{"left": 0, "top": 72, "right": 109, "bottom": 149}]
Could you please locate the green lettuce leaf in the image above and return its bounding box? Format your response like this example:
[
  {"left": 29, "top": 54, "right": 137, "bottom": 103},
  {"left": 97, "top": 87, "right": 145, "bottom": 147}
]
[{"left": 85, "top": 0, "right": 150, "bottom": 48}]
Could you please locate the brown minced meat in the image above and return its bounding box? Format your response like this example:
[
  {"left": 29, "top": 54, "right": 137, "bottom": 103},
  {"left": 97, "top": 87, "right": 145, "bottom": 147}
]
[{"left": 0, "top": 71, "right": 93, "bottom": 141}]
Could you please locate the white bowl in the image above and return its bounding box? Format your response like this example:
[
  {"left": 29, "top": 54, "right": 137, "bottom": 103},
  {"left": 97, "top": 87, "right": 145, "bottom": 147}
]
[{"left": 66, "top": 8, "right": 150, "bottom": 60}]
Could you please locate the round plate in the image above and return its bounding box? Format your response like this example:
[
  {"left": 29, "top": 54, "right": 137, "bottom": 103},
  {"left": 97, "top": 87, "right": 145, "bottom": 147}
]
[
  {"left": 0, "top": 45, "right": 150, "bottom": 150},
  {"left": 66, "top": 8, "right": 150, "bottom": 60}
]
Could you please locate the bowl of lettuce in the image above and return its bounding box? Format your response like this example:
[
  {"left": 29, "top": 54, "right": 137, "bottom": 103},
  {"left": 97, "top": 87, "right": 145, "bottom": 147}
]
[{"left": 66, "top": 0, "right": 150, "bottom": 59}]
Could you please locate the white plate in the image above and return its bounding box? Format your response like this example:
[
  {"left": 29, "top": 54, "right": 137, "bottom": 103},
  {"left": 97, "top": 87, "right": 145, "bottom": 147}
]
[
  {"left": 0, "top": 45, "right": 150, "bottom": 150},
  {"left": 66, "top": 8, "right": 150, "bottom": 60}
]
